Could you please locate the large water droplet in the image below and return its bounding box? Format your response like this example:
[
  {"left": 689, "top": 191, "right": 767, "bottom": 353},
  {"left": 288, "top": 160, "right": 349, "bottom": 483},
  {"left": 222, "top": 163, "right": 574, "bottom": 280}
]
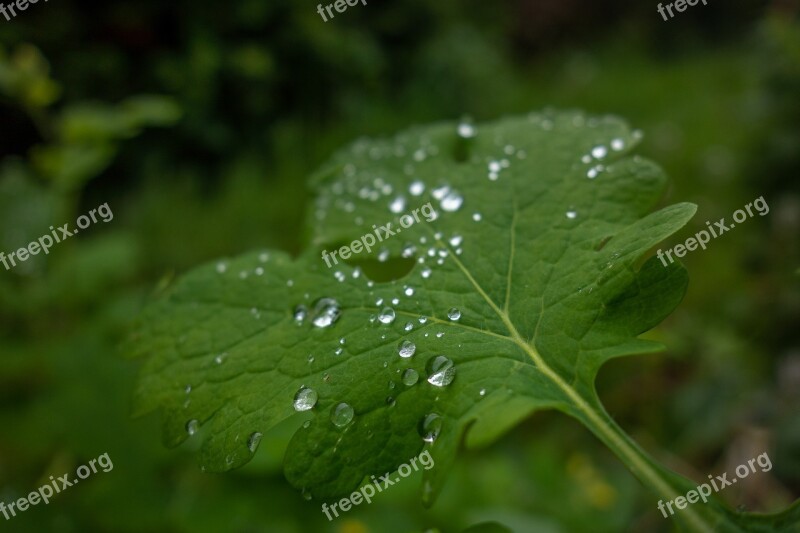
[
  {"left": 293, "top": 387, "right": 318, "bottom": 412},
  {"left": 331, "top": 402, "right": 354, "bottom": 428},
  {"left": 402, "top": 368, "right": 419, "bottom": 386},
  {"left": 378, "top": 307, "right": 396, "bottom": 324},
  {"left": 398, "top": 340, "right": 416, "bottom": 358},
  {"left": 426, "top": 356, "right": 456, "bottom": 387},
  {"left": 419, "top": 413, "right": 442, "bottom": 443},
  {"left": 247, "top": 432, "right": 263, "bottom": 453},
  {"left": 311, "top": 298, "right": 340, "bottom": 328},
  {"left": 447, "top": 307, "right": 461, "bottom": 321}
]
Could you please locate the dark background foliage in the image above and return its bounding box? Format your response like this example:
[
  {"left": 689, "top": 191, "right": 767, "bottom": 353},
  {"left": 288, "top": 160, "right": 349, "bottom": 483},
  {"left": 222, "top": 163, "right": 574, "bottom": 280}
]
[{"left": 0, "top": 0, "right": 798, "bottom": 531}]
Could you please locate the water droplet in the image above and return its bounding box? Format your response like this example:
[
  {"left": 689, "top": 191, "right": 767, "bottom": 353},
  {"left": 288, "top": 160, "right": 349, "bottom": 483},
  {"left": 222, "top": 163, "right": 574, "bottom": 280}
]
[
  {"left": 331, "top": 402, "right": 354, "bottom": 428},
  {"left": 378, "top": 249, "right": 390, "bottom": 262},
  {"left": 472, "top": 212, "right": 482, "bottom": 222},
  {"left": 186, "top": 419, "right": 199, "bottom": 436},
  {"left": 402, "top": 243, "right": 416, "bottom": 258},
  {"left": 334, "top": 271, "right": 346, "bottom": 283},
  {"left": 386, "top": 396, "right": 396, "bottom": 407},
  {"left": 447, "top": 307, "right": 461, "bottom": 321},
  {"left": 479, "top": 388, "right": 486, "bottom": 397},
  {"left": 375, "top": 297, "right": 384, "bottom": 306},
  {"left": 611, "top": 138, "right": 625, "bottom": 151},
  {"left": 404, "top": 286, "right": 415, "bottom": 297},
  {"left": 389, "top": 196, "right": 406, "bottom": 214},
  {"left": 398, "top": 340, "right": 416, "bottom": 358},
  {"left": 378, "top": 307, "right": 396, "bottom": 324},
  {"left": 591, "top": 145, "right": 608, "bottom": 159},
  {"left": 566, "top": 210, "right": 578, "bottom": 219},
  {"left": 293, "top": 387, "right": 318, "bottom": 412},
  {"left": 418, "top": 316, "right": 428, "bottom": 324},
  {"left": 259, "top": 252, "right": 270, "bottom": 262},
  {"left": 421, "top": 266, "right": 432, "bottom": 279},
  {"left": 449, "top": 235, "right": 463, "bottom": 247},
  {"left": 216, "top": 262, "right": 227, "bottom": 274},
  {"left": 391, "top": 298, "right": 400, "bottom": 305},
  {"left": 184, "top": 384, "right": 192, "bottom": 394},
  {"left": 436, "top": 332, "right": 444, "bottom": 338},
  {"left": 215, "top": 353, "right": 227, "bottom": 365},
  {"left": 247, "top": 432, "right": 262, "bottom": 452},
  {"left": 402, "top": 368, "right": 419, "bottom": 386},
  {"left": 432, "top": 185, "right": 450, "bottom": 200},
  {"left": 307, "top": 354, "right": 315, "bottom": 363},
  {"left": 334, "top": 347, "right": 343, "bottom": 356},
  {"left": 426, "top": 356, "right": 456, "bottom": 387},
  {"left": 440, "top": 191, "right": 464, "bottom": 212},
  {"left": 311, "top": 298, "right": 340, "bottom": 328},
  {"left": 409, "top": 180, "right": 425, "bottom": 196},
  {"left": 488, "top": 160, "right": 502, "bottom": 173},
  {"left": 457, "top": 122, "right": 476, "bottom": 138},
  {"left": 587, "top": 165, "right": 604, "bottom": 179},
  {"left": 419, "top": 413, "right": 442, "bottom": 443},
  {"left": 302, "top": 420, "right": 311, "bottom": 429},
  {"left": 302, "top": 489, "right": 313, "bottom": 501}
]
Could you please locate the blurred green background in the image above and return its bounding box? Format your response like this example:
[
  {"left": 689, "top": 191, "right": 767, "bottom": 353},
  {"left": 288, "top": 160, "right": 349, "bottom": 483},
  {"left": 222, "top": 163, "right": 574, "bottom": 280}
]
[{"left": 0, "top": 0, "right": 798, "bottom": 531}]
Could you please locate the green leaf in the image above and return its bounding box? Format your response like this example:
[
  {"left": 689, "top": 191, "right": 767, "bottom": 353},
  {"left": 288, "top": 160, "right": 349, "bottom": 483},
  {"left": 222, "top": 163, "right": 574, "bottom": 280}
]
[{"left": 131, "top": 111, "right": 797, "bottom": 532}]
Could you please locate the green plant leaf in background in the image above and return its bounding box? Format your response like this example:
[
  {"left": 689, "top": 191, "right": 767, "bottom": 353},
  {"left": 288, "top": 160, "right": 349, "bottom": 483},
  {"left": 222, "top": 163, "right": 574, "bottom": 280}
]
[{"left": 131, "top": 111, "right": 799, "bottom": 532}]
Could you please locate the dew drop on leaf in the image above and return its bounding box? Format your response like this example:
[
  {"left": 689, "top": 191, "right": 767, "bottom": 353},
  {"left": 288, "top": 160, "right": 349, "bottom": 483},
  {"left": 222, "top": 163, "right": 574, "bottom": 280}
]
[
  {"left": 440, "top": 190, "right": 464, "bottom": 212},
  {"left": 293, "top": 387, "right": 318, "bottom": 412},
  {"left": 378, "top": 307, "right": 396, "bottom": 324},
  {"left": 402, "top": 368, "right": 419, "bottom": 386},
  {"left": 409, "top": 180, "right": 425, "bottom": 196},
  {"left": 247, "top": 432, "right": 262, "bottom": 453},
  {"left": 186, "top": 419, "right": 198, "bottom": 436},
  {"left": 447, "top": 307, "right": 461, "bottom": 321},
  {"left": 331, "top": 402, "right": 354, "bottom": 428},
  {"left": 397, "top": 340, "right": 416, "bottom": 358},
  {"left": 419, "top": 413, "right": 442, "bottom": 443},
  {"left": 311, "top": 298, "right": 340, "bottom": 328},
  {"left": 426, "top": 356, "right": 456, "bottom": 387}
]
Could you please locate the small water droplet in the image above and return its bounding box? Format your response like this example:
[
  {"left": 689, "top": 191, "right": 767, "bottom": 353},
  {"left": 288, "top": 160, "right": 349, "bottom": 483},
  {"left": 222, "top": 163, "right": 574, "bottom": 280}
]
[
  {"left": 389, "top": 196, "right": 406, "bottom": 214},
  {"left": 377, "top": 249, "right": 390, "bottom": 262},
  {"left": 307, "top": 354, "right": 315, "bottom": 363},
  {"left": 402, "top": 243, "right": 416, "bottom": 258},
  {"left": 184, "top": 384, "right": 192, "bottom": 394},
  {"left": 247, "top": 432, "right": 263, "bottom": 452},
  {"left": 566, "top": 210, "right": 578, "bottom": 219},
  {"left": 302, "top": 420, "right": 311, "bottom": 429},
  {"left": 293, "top": 387, "right": 318, "bottom": 412},
  {"left": 447, "top": 308, "right": 461, "bottom": 321},
  {"left": 334, "top": 271, "right": 346, "bottom": 283},
  {"left": 398, "top": 340, "right": 416, "bottom": 358},
  {"left": 215, "top": 353, "right": 227, "bottom": 365},
  {"left": 378, "top": 307, "right": 396, "bottom": 324},
  {"left": 331, "top": 402, "right": 354, "bottom": 428},
  {"left": 611, "top": 138, "right": 625, "bottom": 151},
  {"left": 418, "top": 316, "right": 428, "bottom": 324},
  {"left": 404, "top": 286, "right": 415, "bottom": 297},
  {"left": 402, "top": 368, "right": 419, "bottom": 386},
  {"left": 587, "top": 165, "right": 604, "bottom": 179},
  {"left": 426, "top": 356, "right": 456, "bottom": 387},
  {"left": 419, "top": 413, "right": 442, "bottom": 443},
  {"left": 457, "top": 122, "right": 476, "bottom": 138},
  {"left": 591, "top": 145, "right": 608, "bottom": 159},
  {"left": 186, "top": 419, "right": 199, "bottom": 436},
  {"left": 436, "top": 332, "right": 444, "bottom": 338},
  {"left": 311, "top": 298, "right": 341, "bottom": 328},
  {"left": 216, "top": 262, "right": 227, "bottom": 274},
  {"left": 479, "top": 388, "right": 486, "bottom": 397},
  {"left": 472, "top": 212, "right": 482, "bottom": 222},
  {"left": 449, "top": 235, "right": 463, "bottom": 247},
  {"left": 386, "top": 396, "right": 396, "bottom": 407},
  {"left": 421, "top": 266, "right": 432, "bottom": 279},
  {"left": 391, "top": 297, "right": 400, "bottom": 305},
  {"left": 440, "top": 191, "right": 463, "bottom": 212},
  {"left": 409, "top": 180, "right": 425, "bottom": 196}
]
